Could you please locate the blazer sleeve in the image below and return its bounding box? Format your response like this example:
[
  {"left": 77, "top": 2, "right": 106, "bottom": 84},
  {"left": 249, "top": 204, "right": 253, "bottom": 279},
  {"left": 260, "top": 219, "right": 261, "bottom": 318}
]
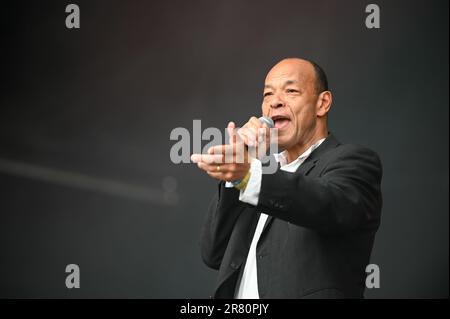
[
  {"left": 256, "top": 144, "right": 383, "bottom": 234},
  {"left": 200, "top": 182, "right": 247, "bottom": 270}
]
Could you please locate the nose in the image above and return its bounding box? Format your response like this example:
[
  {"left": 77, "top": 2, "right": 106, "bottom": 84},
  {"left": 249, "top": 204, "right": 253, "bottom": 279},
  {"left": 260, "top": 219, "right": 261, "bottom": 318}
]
[{"left": 270, "top": 93, "right": 285, "bottom": 109}]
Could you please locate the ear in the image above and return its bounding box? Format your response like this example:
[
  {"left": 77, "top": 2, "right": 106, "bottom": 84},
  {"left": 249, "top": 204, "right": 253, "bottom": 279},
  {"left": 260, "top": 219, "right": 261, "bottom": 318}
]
[{"left": 316, "top": 91, "right": 332, "bottom": 117}]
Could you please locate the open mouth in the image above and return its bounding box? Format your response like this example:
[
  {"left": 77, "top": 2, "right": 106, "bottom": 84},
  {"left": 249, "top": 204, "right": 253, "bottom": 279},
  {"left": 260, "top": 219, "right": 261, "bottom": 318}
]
[{"left": 271, "top": 115, "right": 291, "bottom": 130}]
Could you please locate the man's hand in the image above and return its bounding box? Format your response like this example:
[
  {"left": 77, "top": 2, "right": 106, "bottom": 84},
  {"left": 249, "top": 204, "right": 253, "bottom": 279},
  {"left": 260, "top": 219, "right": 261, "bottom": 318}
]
[
  {"left": 238, "top": 116, "right": 272, "bottom": 154},
  {"left": 191, "top": 122, "right": 251, "bottom": 182}
]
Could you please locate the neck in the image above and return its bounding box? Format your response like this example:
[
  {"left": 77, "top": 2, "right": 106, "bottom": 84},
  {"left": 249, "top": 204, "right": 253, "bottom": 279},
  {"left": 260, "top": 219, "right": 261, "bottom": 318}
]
[{"left": 285, "top": 129, "right": 328, "bottom": 163}]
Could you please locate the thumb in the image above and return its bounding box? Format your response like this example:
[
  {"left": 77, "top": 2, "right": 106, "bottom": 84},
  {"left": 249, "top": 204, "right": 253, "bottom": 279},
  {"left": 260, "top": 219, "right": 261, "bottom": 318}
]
[{"left": 227, "top": 121, "right": 237, "bottom": 145}]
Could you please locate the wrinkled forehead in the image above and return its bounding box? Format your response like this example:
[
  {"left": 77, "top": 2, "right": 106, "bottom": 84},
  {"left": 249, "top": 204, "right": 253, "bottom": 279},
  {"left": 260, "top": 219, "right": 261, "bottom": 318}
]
[{"left": 264, "top": 60, "right": 315, "bottom": 88}]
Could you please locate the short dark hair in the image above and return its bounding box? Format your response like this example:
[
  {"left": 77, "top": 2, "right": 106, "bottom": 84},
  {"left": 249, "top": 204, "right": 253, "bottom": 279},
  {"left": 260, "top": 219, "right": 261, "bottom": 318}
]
[{"left": 308, "top": 60, "right": 329, "bottom": 94}]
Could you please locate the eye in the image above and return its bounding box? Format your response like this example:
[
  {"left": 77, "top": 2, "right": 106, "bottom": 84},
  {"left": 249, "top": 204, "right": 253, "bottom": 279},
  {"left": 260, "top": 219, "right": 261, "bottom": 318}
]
[
  {"left": 263, "top": 91, "right": 273, "bottom": 98},
  {"left": 286, "top": 88, "right": 299, "bottom": 93}
]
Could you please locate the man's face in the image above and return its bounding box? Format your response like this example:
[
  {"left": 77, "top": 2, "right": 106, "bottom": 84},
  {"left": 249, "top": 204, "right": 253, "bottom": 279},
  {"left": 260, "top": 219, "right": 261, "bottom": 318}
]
[{"left": 262, "top": 59, "right": 319, "bottom": 150}]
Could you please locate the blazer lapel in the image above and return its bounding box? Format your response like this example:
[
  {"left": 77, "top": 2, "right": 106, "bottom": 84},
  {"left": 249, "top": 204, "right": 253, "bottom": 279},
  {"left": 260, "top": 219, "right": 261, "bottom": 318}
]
[
  {"left": 259, "top": 134, "right": 340, "bottom": 236},
  {"left": 259, "top": 160, "right": 318, "bottom": 235},
  {"left": 296, "top": 159, "right": 318, "bottom": 176}
]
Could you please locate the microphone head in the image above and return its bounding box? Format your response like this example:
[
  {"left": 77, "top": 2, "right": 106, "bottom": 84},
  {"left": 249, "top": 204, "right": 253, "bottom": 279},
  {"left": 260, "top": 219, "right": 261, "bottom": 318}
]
[{"left": 258, "top": 116, "right": 274, "bottom": 128}]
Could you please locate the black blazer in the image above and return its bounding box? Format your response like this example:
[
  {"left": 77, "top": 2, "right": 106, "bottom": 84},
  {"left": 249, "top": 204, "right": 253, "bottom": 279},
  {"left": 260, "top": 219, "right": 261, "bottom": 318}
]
[{"left": 200, "top": 134, "right": 383, "bottom": 299}]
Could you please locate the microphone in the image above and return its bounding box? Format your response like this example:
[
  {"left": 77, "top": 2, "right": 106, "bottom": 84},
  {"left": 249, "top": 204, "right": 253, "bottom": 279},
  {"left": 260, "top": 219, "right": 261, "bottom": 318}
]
[{"left": 259, "top": 116, "right": 274, "bottom": 128}]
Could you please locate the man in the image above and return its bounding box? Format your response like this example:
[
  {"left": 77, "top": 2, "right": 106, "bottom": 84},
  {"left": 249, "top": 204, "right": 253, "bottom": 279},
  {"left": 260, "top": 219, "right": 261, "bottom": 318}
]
[{"left": 191, "top": 58, "right": 382, "bottom": 298}]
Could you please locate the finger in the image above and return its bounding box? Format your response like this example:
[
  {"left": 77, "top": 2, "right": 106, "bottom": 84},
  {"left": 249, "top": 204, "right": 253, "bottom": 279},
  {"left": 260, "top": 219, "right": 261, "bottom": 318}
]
[
  {"left": 197, "top": 161, "right": 231, "bottom": 172},
  {"left": 227, "top": 121, "right": 237, "bottom": 145},
  {"left": 197, "top": 161, "right": 226, "bottom": 173},
  {"left": 238, "top": 127, "right": 257, "bottom": 146},
  {"left": 249, "top": 116, "right": 263, "bottom": 129},
  {"left": 207, "top": 144, "right": 234, "bottom": 156},
  {"left": 197, "top": 162, "right": 227, "bottom": 179},
  {"left": 200, "top": 162, "right": 249, "bottom": 181},
  {"left": 258, "top": 126, "right": 271, "bottom": 144},
  {"left": 191, "top": 153, "right": 224, "bottom": 164},
  {"left": 251, "top": 117, "right": 268, "bottom": 143},
  {"left": 191, "top": 153, "right": 201, "bottom": 163},
  {"left": 244, "top": 120, "right": 261, "bottom": 140},
  {"left": 205, "top": 165, "right": 236, "bottom": 181},
  {"left": 236, "top": 127, "right": 248, "bottom": 145}
]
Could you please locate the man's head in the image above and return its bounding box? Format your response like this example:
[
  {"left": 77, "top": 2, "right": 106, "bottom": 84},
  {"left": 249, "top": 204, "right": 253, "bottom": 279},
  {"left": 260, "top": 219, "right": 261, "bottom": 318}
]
[{"left": 262, "top": 58, "right": 332, "bottom": 153}]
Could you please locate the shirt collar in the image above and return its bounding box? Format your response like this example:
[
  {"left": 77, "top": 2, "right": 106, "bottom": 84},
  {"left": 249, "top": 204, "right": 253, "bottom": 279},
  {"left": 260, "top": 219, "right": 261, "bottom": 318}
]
[{"left": 274, "top": 138, "right": 326, "bottom": 168}]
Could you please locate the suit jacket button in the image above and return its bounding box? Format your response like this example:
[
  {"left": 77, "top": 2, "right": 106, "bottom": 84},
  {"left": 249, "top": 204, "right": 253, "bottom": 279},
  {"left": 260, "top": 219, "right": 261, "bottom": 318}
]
[{"left": 230, "top": 262, "right": 239, "bottom": 269}]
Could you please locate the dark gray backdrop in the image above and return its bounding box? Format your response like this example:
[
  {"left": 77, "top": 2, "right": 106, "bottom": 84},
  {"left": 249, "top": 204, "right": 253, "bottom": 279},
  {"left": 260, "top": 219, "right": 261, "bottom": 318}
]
[{"left": 1, "top": 0, "right": 448, "bottom": 298}]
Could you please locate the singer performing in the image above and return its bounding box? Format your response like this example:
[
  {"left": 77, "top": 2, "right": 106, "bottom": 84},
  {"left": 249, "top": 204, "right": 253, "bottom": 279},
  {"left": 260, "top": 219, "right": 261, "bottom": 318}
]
[{"left": 191, "top": 58, "right": 383, "bottom": 299}]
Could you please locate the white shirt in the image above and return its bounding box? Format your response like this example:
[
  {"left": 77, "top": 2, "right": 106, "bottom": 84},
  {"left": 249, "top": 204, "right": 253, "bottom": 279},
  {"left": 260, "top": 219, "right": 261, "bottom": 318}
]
[{"left": 225, "top": 138, "right": 325, "bottom": 299}]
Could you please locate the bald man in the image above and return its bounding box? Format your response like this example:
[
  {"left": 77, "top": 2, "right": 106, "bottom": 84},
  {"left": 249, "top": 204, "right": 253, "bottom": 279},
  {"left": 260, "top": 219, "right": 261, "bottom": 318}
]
[{"left": 192, "top": 58, "right": 382, "bottom": 299}]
